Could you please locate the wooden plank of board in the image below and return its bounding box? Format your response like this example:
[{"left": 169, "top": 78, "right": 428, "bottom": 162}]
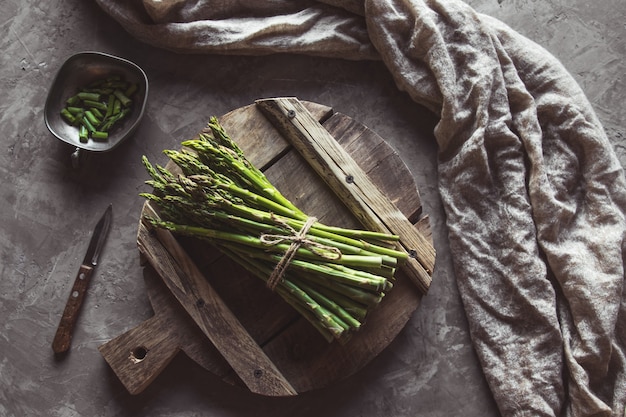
[
  {"left": 322, "top": 112, "right": 423, "bottom": 224},
  {"left": 137, "top": 202, "right": 297, "bottom": 396},
  {"left": 98, "top": 266, "right": 233, "bottom": 395},
  {"left": 217, "top": 102, "right": 334, "bottom": 170},
  {"left": 256, "top": 97, "right": 434, "bottom": 293}
]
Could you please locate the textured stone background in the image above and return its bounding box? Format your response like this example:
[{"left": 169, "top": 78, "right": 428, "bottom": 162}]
[{"left": 1, "top": 1, "right": 623, "bottom": 416}]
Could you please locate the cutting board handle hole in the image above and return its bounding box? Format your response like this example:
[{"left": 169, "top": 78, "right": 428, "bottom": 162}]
[{"left": 130, "top": 346, "right": 148, "bottom": 363}]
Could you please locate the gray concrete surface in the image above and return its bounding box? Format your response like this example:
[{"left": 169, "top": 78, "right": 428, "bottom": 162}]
[{"left": 1, "top": 1, "right": 624, "bottom": 416}]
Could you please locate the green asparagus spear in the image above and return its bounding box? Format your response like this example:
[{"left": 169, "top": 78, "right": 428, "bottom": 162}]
[{"left": 59, "top": 74, "right": 139, "bottom": 143}]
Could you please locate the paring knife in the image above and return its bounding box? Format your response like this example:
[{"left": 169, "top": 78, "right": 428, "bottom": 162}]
[{"left": 52, "top": 204, "right": 113, "bottom": 354}]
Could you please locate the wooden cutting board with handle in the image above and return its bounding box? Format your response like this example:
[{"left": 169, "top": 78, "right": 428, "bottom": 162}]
[{"left": 99, "top": 99, "right": 435, "bottom": 396}]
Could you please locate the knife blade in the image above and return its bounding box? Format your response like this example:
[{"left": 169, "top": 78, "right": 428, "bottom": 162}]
[{"left": 52, "top": 204, "right": 113, "bottom": 354}]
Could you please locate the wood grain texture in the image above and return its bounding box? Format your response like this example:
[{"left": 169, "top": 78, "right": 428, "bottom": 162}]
[
  {"left": 136, "top": 203, "right": 298, "bottom": 396},
  {"left": 100, "top": 99, "right": 434, "bottom": 395},
  {"left": 256, "top": 97, "right": 434, "bottom": 293},
  {"left": 323, "top": 111, "right": 423, "bottom": 224},
  {"left": 98, "top": 266, "right": 233, "bottom": 394},
  {"left": 52, "top": 264, "right": 94, "bottom": 354}
]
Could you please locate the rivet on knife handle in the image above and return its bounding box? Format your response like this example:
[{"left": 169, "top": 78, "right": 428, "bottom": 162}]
[{"left": 52, "top": 204, "right": 112, "bottom": 354}]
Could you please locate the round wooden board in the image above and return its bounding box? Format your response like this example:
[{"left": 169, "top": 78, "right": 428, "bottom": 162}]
[{"left": 100, "top": 100, "right": 433, "bottom": 395}]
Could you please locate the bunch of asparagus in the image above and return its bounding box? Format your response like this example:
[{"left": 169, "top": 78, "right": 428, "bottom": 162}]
[{"left": 140, "top": 117, "right": 407, "bottom": 343}]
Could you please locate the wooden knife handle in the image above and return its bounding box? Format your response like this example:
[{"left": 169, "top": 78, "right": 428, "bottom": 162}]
[{"left": 52, "top": 264, "right": 94, "bottom": 354}]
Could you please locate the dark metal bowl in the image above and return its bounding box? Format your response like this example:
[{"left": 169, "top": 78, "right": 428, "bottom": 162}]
[{"left": 44, "top": 52, "right": 149, "bottom": 159}]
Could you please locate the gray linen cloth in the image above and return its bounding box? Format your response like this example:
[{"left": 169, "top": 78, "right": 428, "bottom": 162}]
[{"left": 94, "top": 0, "right": 626, "bottom": 415}]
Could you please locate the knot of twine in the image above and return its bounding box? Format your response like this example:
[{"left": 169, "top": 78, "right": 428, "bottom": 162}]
[{"left": 260, "top": 216, "right": 341, "bottom": 290}]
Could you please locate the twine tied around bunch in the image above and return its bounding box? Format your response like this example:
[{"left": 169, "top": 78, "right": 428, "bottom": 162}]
[{"left": 260, "top": 216, "right": 342, "bottom": 290}]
